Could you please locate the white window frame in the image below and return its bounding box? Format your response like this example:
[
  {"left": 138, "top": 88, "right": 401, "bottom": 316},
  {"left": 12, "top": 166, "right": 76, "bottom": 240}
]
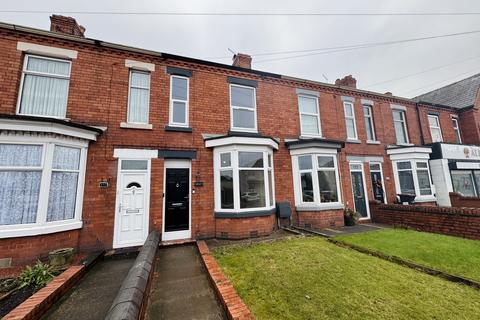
[
  {"left": 0, "top": 135, "right": 88, "bottom": 238},
  {"left": 343, "top": 101, "right": 358, "bottom": 140},
  {"left": 392, "top": 109, "right": 410, "bottom": 145},
  {"left": 16, "top": 54, "right": 72, "bottom": 119},
  {"left": 230, "top": 84, "right": 258, "bottom": 133},
  {"left": 363, "top": 105, "right": 377, "bottom": 142},
  {"left": 291, "top": 148, "right": 343, "bottom": 211},
  {"left": 169, "top": 75, "right": 190, "bottom": 127},
  {"left": 213, "top": 145, "right": 274, "bottom": 213},
  {"left": 127, "top": 69, "right": 151, "bottom": 124},
  {"left": 392, "top": 159, "right": 434, "bottom": 202},
  {"left": 428, "top": 114, "right": 443, "bottom": 143},
  {"left": 298, "top": 94, "right": 322, "bottom": 137},
  {"left": 369, "top": 162, "right": 387, "bottom": 203},
  {"left": 452, "top": 117, "right": 462, "bottom": 144}
]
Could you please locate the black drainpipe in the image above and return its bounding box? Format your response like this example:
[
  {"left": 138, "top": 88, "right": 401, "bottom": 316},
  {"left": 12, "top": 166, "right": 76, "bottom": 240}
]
[{"left": 416, "top": 102, "right": 425, "bottom": 146}]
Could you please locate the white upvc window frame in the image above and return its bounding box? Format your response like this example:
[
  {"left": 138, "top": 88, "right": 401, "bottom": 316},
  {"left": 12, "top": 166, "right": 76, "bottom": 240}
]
[
  {"left": 298, "top": 94, "right": 322, "bottom": 137},
  {"left": 16, "top": 54, "right": 72, "bottom": 119},
  {"left": 229, "top": 84, "right": 258, "bottom": 133},
  {"left": 291, "top": 148, "right": 343, "bottom": 211},
  {"left": 343, "top": 101, "right": 358, "bottom": 140},
  {"left": 452, "top": 117, "right": 462, "bottom": 144},
  {"left": 169, "top": 75, "right": 190, "bottom": 127},
  {"left": 392, "top": 109, "right": 410, "bottom": 145},
  {"left": 127, "top": 69, "right": 151, "bottom": 125},
  {"left": 0, "top": 135, "right": 88, "bottom": 238},
  {"left": 369, "top": 161, "right": 387, "bottom": 203},
  {"left": 213, "top": 145, "right": 275, "bottom": 213},
  {"left": 428, "top": 114, "right": 443, "bottom": 143},
  {"left": 363, "top": 105, "right": 377, "bottom": 142},
  {"left": 392, "top": 159, "right": 434, "bottom": 201}
]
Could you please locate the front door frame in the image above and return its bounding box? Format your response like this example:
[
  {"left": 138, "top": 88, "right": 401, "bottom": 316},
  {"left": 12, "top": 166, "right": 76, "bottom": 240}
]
[
  {"left": 369, "top": 161, "right": 387, "bottom": 203},
  {"left": 349, "top": 161, "right": 370, "bottom": 220},
  {"left": 112, "top": 149, "right": 157, "bottom": 249},
  {"left": 162, "top": 159, "right": 192, "bottom": 241}
]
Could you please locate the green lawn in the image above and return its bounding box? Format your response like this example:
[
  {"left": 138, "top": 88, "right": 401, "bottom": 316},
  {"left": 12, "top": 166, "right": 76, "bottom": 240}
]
[
  {"left": 213, "top": 237, "right": 480, "bottom": 320},
  {"left": 336, "top": 228, "right": 480, "bottom": 282}
]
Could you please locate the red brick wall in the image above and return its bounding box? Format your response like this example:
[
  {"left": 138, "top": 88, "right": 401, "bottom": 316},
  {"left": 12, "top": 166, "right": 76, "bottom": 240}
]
[
  {"left": 296, "top": 210, "right": 344, "bottom": 229},
  {"left": 370, "top": 202, "right": 480, "bottom": 240},
  {"left": 0, "top": 25, "right": 467, "bottom": 265},
  {"left": 450, "top": 192, "right": 480, "bottom": 208},
  {"left": 215, "top": 214, "right": 276, "bottom": 239}
]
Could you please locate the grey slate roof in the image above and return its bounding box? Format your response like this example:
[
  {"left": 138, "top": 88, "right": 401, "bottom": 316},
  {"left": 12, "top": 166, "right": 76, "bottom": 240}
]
[{"left": 414, "top": 73, "right": 480, "bottom": 109}]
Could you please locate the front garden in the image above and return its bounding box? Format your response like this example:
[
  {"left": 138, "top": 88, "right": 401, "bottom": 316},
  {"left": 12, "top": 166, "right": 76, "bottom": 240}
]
[{"left": 214, "top": 236, "right": 480, "bottom": 320}]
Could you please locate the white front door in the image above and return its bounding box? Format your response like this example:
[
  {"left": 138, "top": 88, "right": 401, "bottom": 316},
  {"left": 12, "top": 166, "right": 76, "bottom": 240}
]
[{"left": 114, "top": 159, "right": 150, "bottom": 248}]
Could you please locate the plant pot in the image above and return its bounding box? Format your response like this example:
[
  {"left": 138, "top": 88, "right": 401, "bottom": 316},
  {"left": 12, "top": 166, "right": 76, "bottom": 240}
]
[
  {"left": 344, "top": 215, "right": 356, "bottom": 226},
  {"left": 48, "top": 248, "right": 74, "bottom": 269}
]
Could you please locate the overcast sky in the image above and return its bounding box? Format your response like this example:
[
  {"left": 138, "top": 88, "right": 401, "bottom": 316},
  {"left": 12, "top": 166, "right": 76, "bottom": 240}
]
[{"left": 1, "top": 0, "right": 480, "bottom": 97}]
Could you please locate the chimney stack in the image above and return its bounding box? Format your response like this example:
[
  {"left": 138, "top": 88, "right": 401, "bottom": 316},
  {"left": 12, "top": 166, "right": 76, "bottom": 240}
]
[
  {"left": 335, "top": 75, "right": 357, "bottom": 89},
  {"left": 232, "top": 53, "right": 252, "bottom": 69},
  {"left": 50, "top": 15, "right": 85, "bottom": 37}
]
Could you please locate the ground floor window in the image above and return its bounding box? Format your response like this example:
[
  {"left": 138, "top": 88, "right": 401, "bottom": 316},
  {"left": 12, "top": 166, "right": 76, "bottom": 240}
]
[
  {"left": 215, "top": 146, "right": 275, "bottom": 212},
  {"left": 451, "top": 170, "right": 480, "bottom": 197},
  {"left": 393, "top": 160, "right": 433, "bottom": 199},
  {"left": 0, "top": 137, "right": 87, "bottom": 237},
  {"left": 293, "top": 152, "right": 342, "bottom": 208}
]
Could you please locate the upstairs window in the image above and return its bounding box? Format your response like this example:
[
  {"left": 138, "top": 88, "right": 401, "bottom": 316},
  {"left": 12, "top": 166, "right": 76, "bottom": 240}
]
[
  {"left": 428, "top": 114, "right": 443, "bottom": 142},
  {"left": 392, "top": 109, "right": 409, "bottom": 144},
  {"left": 298, "top": 95, "right": 321, "bottom": 136},
  {"left": 18, "top": 55, "right": 71, "bottom": 118},
  {"left": 169, "top": 75, "right": 189, "bottom": 127},
  {"left": 343, "top": 101, "right": 358, "bottom": 140},
  {"left": 452, "top": 118, "right": 462, "bottom": 144},
  {"left": 363, "top": 105, "right": 376, "bottom": 141},
  {"left": 127, "top": 70, "right": 150, "bottom": 124},
  {"left": 230, "top": 84, "right": 257, "bottom": 132}
]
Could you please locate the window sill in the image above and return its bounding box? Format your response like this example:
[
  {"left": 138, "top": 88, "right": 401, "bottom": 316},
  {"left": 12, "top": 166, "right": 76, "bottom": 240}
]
[
  {"left": 367, "top": 140, "right": 381, "bottom": 145},
  {"left": 165, "top": 125, "right": 193, "bottom": 133},
  {"left": 396, "top": 143, "right": 414, "bottom": 147},
  {"left": 0, "top": 220, "right": 83, "bottom": 239},
  {"left": 120, "top": 122, "right": 153, "bottom": 130},
  {"left": 414, "top": 195, "right": 437, "bottom": 203},
  {"left": 214, "top": 207, "right": 276, "bottom": 218},
  {"left": 346, "top": 139, "right": 361, "bottom": 144},
  {"left": 299, "top": 134, "right": 324, "bottom": 140},
  {"left": 296, "top": 203, "right": 345, "bottom": 211}
]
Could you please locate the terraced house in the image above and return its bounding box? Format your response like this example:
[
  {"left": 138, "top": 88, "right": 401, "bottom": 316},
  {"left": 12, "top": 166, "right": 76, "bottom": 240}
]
[{"left": 1, "top": 16, "right": 479, "bottom": 267}]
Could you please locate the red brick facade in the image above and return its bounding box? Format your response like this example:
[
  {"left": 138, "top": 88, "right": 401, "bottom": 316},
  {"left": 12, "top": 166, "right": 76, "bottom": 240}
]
[{"left": 0, "top": 18, "right": 477, "bottom": 266}]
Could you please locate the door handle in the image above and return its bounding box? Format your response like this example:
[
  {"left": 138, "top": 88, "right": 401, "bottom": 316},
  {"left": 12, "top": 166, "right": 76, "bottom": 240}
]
[{"left": 171, "top": 202, "right": 183, "bottom": 207}]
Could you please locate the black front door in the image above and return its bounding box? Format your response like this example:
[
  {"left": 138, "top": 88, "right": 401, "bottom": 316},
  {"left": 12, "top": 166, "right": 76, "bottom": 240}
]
[
  {"left": 165, "top": 168, "right": 189, "bottom": 232},
  {"left": 351, "top": 171, "right": 368, "bottom": 218}
]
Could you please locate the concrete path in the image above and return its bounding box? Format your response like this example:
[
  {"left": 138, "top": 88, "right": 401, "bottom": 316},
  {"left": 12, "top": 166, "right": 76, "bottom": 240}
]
[
  {"left": 42, "top": 256, "right": 135, "bottom": 320},
  {"left": 316, "top": 223, "right": 389, "bottom": 237},
  {"left": 146, "top": 245, "right": 226, "bottom": 320}
]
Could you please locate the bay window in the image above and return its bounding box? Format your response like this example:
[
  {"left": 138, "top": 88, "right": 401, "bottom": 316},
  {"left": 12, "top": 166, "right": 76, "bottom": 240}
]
[
  {"left": 293, "top": 153, "right": 342, "bottom": 208},
  {"left": 0, "top": 137, "right": 87, "bottom": 238},
  {"left": 18, "top": 55, "right": 71, "bottom": 118},
  {"left": 393, "top": 160, "right": 434, "bottom": 199},
  {"left": 215, "top": 146, "right": 274, "bottom": 212}
]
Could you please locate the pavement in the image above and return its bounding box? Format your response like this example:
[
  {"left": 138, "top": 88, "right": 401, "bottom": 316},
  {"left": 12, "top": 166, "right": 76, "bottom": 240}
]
[
  {"left": 42, "top": 256, "right": 135, "bottom": 320},
  {"left": 146, "top": 245, "right": 226, "bottom": 320}
]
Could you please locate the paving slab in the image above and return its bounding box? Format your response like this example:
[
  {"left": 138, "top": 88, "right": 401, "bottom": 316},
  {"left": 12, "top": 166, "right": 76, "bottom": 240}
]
[
  {"left": 42, "top": 256, "right": 135, "bottom": 320},
  {"left": 316, "top": 223, "right": 390, "bottom": 237},
  {"left": 146, "top": 245, "right": 226, "bottom": 320}
]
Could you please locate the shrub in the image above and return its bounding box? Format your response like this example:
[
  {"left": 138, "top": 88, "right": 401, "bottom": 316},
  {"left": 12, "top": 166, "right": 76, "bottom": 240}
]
[{"left": 19, "top": 261, "right": 56, "bottom": 289}]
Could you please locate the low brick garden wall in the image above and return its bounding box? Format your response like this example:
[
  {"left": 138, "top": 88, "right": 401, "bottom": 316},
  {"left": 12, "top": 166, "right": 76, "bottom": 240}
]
[{"left": 370, "top": 201, "right": 480, "bottom": 240}]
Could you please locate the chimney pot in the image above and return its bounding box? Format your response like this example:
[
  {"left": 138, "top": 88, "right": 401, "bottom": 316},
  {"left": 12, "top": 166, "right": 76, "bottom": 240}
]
[
  {"left": 335, "top": 75, "right": 357, "bottom": 89},
  {"left": 232, "top": 53, "right": 252, "bottom": 69},
  {"left": 384, "top": 92, "right": 393, "bottom": 96},
  {"left": 50, "top": 15, "right": 85, "bottom": 37}
]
